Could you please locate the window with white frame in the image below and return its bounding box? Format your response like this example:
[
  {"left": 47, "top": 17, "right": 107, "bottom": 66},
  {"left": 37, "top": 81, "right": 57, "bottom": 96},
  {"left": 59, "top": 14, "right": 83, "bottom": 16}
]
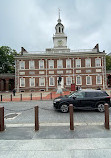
[
  {"left": 57, "top": 60, "right": 63, "bottom": 68},
  {"left": 66, "top": 59, "right": 71, "bottom": 68},
  {"left": 76, "top": 59, "right": 81, "bottom": 68},
  {"left": 48, "top": 60, "right": 54, "bottom": 69},
  {"left": 39, "top": 78, "right": 45, "bottom": 86},
  {"left": 20, "top": 78, "right": 25, "bottom": 87},
  {"left": 66, "top": 77, "right": 72, "bottom": 85},
  {"left": 39, "top": 60, "right": 44, "bottom": 69},
  {"left": 76, "top": 76, "right": 82, "bottom": 85},
  {"left": 96, "top": 75, "right": 102, "bottom": 84},
  {"left": 29, "top": 61, "right": 35, "bottom": 69},
  {"left": 29, "top": 78, "right": 35, "bottom": 87},
  {"left": 86, "top": 76, "right": 92, "bottom": 85},
  {"left": 85, "top": 58, "right": 91, "bottom": 67},
  {"left": 49, "top": 77, "right": 55, "bottom": 86},
  {"left": 95, "top": 58, "right": 101, "bottom": 67},
  {"left": 20, "top": 61, "right": 25, "bottom": 69}
]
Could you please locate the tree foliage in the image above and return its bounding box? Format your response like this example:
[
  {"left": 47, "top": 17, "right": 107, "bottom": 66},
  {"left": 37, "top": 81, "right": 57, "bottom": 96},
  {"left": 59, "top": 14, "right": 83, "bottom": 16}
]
[
  {"left": 0, "top": 46, "right": 18, "bottom": 73},
  {"left": 106, "top": 55, "right": 111, "bottom": 70}
]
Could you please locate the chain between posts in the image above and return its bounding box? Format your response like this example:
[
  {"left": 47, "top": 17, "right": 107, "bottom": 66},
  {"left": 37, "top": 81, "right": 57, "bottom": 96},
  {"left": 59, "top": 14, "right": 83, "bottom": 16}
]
[
  {"left": 3, "top": 106, "right": 110, "bottom": 113},
  {"left": 4, "top": 107, "right": 34, "bottom": 112}
]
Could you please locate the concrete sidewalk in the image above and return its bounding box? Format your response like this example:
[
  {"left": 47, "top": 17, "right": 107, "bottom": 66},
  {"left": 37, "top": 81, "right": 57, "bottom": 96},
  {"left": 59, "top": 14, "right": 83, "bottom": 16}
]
[
  {"left": 0, "top": 138, "right": 111, "bottom": 158},
  {"left": 0, "top": 124, "right": 111, "bottom": 158}
]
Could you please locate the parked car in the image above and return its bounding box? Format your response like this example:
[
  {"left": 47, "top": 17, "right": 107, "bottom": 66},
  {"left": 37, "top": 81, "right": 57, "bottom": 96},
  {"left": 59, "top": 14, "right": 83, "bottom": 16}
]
[{"left": 53, "top": 89, "right": 111, "bottom": 113}]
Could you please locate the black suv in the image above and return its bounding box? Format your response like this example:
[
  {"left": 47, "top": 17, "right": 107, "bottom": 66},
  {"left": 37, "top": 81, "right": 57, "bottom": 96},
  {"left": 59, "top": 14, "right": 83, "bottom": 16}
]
[{"left": 53, "top": 89, "right": 110, "bottom": 113}]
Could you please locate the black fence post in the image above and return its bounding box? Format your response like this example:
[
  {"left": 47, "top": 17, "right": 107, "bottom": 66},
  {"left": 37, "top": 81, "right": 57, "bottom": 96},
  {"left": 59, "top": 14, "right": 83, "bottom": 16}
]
[
  {"left": 20, "top": 94, "right": 22, "bottom": 101},
  {"left": 50, "top": 93, "right": 52, "bottom": 100},
  {"left": 69, "top": 104, "right": 74, "bottom": 130},
  {"left": 30, "top": 93, "right": 32, "bottom": 100},
  {"left": 0, "top": 107, "right": 4, "bottom": 131},
  {"left": 104, "top": 103, "right": 110, "bottom": 130},
  {"left": 10, "top": 94, "right": 12, "bottom": 101},
  {"left": 35, "top": 106, "right": 39, "bottom": 131},
  {"left": 1, "top": 95, "right": 2, "bottom": 102},
  {"left": 40, "top": 93, "right": 42, "bottom": 100}
]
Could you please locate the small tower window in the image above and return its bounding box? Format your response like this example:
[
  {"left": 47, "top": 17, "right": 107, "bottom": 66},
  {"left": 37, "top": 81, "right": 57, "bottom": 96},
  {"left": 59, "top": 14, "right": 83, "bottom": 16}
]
[
  {"left": 62, "top": 28, "right": 63, "bottom": 33},
  {"left": 59, "top": 27, "right": 61, "bottom": 33}
]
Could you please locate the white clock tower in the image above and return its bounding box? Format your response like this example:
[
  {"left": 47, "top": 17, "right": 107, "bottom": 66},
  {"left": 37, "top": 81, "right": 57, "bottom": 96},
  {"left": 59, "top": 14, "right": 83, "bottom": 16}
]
[{"left": 53, "top": 10, "right": 68, "bottom": 49}]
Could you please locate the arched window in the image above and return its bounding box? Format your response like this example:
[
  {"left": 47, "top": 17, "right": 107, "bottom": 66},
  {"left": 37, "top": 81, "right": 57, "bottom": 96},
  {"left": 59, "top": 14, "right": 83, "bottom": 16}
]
[{"left": 59, "top": 27, "right": 61, "bottom": 33}]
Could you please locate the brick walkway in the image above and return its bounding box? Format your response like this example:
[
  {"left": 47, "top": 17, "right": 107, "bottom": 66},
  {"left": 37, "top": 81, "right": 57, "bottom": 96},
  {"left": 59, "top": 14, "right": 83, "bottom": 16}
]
[{"left": 0, "top": 91, "right": 70, "bottom": 102}]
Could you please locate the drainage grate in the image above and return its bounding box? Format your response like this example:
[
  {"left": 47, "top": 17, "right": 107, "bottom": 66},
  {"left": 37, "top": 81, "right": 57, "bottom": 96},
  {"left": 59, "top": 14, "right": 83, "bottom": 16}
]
[{"left": 4, "top": 113, "right": 18, "bottom": 119}]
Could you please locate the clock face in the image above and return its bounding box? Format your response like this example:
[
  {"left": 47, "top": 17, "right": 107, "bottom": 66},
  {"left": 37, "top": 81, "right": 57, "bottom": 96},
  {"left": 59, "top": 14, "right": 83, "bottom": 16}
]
[{"left": 57, "top": 40, "right": 63, "bottom": 46}]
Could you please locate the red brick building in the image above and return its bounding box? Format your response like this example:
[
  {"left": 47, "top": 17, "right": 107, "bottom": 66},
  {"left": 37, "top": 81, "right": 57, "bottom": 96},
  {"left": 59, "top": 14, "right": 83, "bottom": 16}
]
[
  {"left": 15, "top": 16, "right": 107, "bottom": 92},
  {"left": 0, "top": 73, "right": 15, "bottom": 92}
]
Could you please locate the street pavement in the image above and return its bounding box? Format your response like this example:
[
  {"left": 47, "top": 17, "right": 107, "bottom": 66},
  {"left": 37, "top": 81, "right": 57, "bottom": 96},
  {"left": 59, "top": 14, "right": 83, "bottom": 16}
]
[{"left": 0, "top": 100, "right": 111, "bottom": 158}]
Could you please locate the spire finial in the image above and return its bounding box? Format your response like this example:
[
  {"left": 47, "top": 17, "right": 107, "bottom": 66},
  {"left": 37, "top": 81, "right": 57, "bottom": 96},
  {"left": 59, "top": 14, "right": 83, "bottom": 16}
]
[
  {"left": 58, "top": 8, "right": 61, "bottom": 19},
  {"left": 58, "top": 8, "right": 61, "bottom": 23}
]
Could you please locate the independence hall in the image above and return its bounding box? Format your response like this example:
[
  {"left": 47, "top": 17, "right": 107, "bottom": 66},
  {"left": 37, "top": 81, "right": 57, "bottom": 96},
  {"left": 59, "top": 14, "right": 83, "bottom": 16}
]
[{"left": 15, "top": 15, "right": 106, "bottom": 92}]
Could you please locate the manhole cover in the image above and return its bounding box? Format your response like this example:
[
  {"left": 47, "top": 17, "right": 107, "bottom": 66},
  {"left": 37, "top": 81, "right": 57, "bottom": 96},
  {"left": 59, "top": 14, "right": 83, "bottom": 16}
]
[{"left": 4, "top": 113, "right": 18, "bottom": 119}]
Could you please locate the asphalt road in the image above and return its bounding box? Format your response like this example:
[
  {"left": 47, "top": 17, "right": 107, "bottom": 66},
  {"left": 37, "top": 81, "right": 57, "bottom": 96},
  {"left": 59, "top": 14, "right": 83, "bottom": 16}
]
[{"left": 0, "top": 100, "right": 111, "bottom": 125}]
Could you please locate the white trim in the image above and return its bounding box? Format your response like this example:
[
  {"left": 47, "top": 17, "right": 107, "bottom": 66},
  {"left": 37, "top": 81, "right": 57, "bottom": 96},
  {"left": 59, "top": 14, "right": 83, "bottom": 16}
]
[
  {"left": 85, "top": 58, "right": 91, "bottom": 68},
  {"left": 66, "top": 77, "right": 72, "bottom": 85},
  {"left": 49, "top": 77, "right": 55, "bottom": 86},
  {"left": 75, "top": 59, "right": 81, "bottom": 68},
  {"left": 29, "top": 78, "right": 35, "bottom": 87},
  {"left": 66, "top": 59, "right": 71, "bottom": 68},
  {"left": 86, "top": 76, "right": 92, "bottom": 85},
  {"left": 29, "top": 60, "right": 35, "bottom": 69},
  {"left": 20, "top": 61, "right": 25, "bottom": 69},
  {"left": 96, "top": 75, "right": 102, "bottom": 84},
  {"left": 76, "top": 76, "right": 82, "bottom": 85},
  {"left": 39, "top": 77, "right": 45, "bottom": 86},
  {"left": 20, "top": 78, "right": 25, "bottom": 87},
  {"left": 39, "top": 60, "right": 44, "bottom": 69},
  {"left": 57, "top": 60, "right": 63, "bottom": 68},
  {"left": 95, "top": 58, "right": 101, "bottom": 67},
  {"left": 48, "top": 60, "right": 54, "bottom": 69}
]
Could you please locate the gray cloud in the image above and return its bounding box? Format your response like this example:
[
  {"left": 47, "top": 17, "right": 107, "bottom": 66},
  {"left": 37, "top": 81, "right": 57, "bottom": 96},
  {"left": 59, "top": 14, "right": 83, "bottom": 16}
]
[{"left": 0, "top": 0, "right": 111, "bottom": 53}]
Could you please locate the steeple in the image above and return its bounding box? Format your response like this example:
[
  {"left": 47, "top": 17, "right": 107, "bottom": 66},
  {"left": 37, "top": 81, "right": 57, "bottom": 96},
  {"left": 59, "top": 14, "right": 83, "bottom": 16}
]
[
  {"left": 55, "top": 9, "right": 64, "bottom": 34},
  {"left": 53, "top": 10, "right": 68, "bottom": 49},
  {"left": 58, "top": 8, "right": 61, "bottom": 23}
]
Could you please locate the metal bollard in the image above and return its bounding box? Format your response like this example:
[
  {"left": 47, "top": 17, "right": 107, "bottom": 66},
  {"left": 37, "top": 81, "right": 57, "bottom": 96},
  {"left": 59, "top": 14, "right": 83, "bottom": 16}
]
[
  {"left": 20, "top": 94, "right": 22, "bottom": 101},
  {"left": 0, "top": 107, "right": 4, "bottom": 131},
  {"left": 40, "top": 93, "right": 42, "bottom": 100},
  {"left": 10, "top": 94, "right": 12, "bottom": 101},
  {"left": 69, "top": 104, "right": 74, "bottom": 130},
  {"left": 104, "top": 103, "right": 110, "bottom": 130},
  {"left": 50, "top": 93, "right": 52, "bottom": 100},
  {"left": 30, "top": 93, "right": 32, "bottom": 100},
  {"left": 35, "top": 106, "right": 39, "bottom": 131},
  {"left": 1, "top": 95, "right": 2, "bottom": 102}
]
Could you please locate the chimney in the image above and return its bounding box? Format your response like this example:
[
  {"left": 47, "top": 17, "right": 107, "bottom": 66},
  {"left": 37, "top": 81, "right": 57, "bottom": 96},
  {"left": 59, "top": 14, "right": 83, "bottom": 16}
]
[
  {"left": 93, "top": 44, "right": 99, "bottom": 52},
  {"left": 21, "top": 47, "right": 27, "bottom": 55}
]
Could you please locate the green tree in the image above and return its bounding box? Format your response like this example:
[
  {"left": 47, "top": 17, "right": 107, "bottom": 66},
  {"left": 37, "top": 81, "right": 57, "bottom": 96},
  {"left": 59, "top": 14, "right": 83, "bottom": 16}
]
[
  {"left": 106, "top": 55, "right": 111, "bottom": 70},
  {"left": 0, "top": 46, "right": 18, "bottom": 73}
]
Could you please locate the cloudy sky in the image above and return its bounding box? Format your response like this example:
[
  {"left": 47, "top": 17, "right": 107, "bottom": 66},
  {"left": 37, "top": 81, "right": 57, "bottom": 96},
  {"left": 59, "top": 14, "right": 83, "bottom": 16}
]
[{"left": 0, "top": 0, "right": 111, "bottom": 54}]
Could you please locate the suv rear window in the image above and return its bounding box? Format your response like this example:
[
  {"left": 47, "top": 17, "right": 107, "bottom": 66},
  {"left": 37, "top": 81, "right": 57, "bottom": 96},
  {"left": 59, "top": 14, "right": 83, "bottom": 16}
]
[{"left": 97, "top": 91, "right": 109, "bottom": 97}]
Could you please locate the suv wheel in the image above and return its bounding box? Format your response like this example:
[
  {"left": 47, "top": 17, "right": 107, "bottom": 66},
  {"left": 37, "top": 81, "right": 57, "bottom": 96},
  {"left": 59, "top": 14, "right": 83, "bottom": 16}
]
[
  {"left": 97, "top": 103, "right": 105, "bottom": 112},
  {"left": 60, "top": 104, "right": 69, "bottom": 113}
]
